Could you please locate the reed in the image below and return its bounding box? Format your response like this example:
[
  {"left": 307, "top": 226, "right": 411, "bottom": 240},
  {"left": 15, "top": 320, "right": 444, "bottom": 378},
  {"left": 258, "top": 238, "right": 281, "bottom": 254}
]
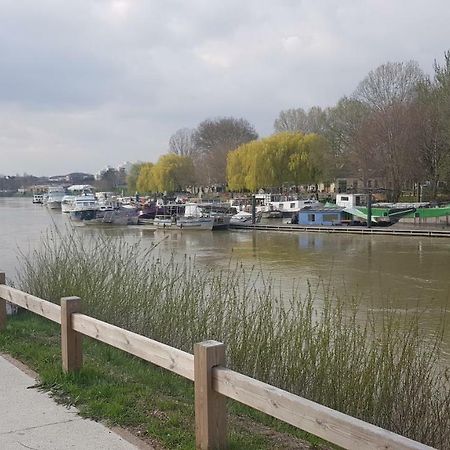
[{"left": 17, "top": 228, "right": 450, "bottom": 448}]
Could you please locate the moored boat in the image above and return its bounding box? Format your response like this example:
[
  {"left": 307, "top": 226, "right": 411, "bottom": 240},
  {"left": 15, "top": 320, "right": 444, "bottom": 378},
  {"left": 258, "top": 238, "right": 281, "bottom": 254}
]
[
  {"left": 32, "top": 194, "right": 44, "bottom": 204},
  {"left": 46, "top": 186, "right": 66, "bottom": 210}
]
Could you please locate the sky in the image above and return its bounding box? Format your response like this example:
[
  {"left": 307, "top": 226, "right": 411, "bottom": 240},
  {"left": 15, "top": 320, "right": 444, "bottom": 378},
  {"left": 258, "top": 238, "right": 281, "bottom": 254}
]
[{"left": 0, "top": 0, "right": 449, "bottom": 176}]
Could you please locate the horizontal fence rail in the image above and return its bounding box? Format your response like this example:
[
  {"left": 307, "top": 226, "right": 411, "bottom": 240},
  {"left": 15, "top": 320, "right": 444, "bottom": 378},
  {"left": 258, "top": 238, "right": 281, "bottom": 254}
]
[{"left": 0, "top": 276, "right": 434, "bottom": 450}]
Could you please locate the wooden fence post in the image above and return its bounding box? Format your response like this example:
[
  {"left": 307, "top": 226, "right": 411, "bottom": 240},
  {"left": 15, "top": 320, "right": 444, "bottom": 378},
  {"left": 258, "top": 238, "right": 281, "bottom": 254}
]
[
  {"left": 61, "top": 297, "right": 82, "bottom": 372},
  {"left": 0, "top": 272, "right": 6, "bottom": 330},
  {"left": 194, "top": 340, "right": 227, "bottom": 450}
]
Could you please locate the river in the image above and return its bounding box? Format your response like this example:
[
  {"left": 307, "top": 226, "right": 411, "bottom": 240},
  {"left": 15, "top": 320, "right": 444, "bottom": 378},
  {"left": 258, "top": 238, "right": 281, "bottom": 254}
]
[{"left": 1, "top": 197, "right": 449, "bottom": 350}]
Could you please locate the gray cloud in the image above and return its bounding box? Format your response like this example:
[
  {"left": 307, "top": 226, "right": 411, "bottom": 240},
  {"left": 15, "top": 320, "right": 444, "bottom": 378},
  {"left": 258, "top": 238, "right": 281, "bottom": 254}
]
[{"left": 0, "top": 0, "right": 449, "bottom": 175}]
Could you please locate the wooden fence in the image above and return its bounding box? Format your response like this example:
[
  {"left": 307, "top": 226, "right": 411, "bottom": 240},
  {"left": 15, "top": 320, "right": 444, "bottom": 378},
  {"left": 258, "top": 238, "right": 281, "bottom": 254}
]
[{"left": 0, "top": 273, "right": 434, "bottom": 450}]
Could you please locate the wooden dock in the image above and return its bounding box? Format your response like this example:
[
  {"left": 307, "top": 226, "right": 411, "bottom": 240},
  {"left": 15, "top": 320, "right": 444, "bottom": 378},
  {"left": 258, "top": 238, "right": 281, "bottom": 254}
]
[{"left": 230, "top": 223, "right": 450, "bottom": 238}]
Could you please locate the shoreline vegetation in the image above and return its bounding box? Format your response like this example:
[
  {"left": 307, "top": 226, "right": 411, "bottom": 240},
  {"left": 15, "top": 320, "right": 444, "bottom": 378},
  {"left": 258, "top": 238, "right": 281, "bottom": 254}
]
[{"left": 8, "top": 228, "right": 450, "bottom": 448}]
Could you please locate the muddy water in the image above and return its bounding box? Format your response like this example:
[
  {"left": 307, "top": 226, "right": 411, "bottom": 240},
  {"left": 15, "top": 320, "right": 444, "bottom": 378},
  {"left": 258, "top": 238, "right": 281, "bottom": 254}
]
[{"left": 1, "top": 197, "right": 449, "bottom": 350}]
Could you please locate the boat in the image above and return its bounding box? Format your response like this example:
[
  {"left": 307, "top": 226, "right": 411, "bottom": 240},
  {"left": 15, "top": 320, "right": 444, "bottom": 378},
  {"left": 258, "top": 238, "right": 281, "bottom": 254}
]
[
  {"left": 46, "top": 186, "right": 66, "bottom": 210},
  {"left": 152, "top": 203, "right": 184, "bottom": 228},
  {"left": 192, "top": 203, "right": 236, "bottom": 230},
  {"left": 32, "top": 194, "right": 44, "bottom": 204},
  {"left": 340, "top": 206, "right": 415, "bottom": 227},
  {"left": 210, "top": 214, "right": 231, "bottom": 230},
  {"left": 230, "top": 211, "right": 262, "bottom": 225},
  {"left": 255, "top": 193, "right": 321, "bottom": 218},
  {"left": 62, "top": 185, "right": 96, "bottom": 213},
  {"left": 153, "top": 215, "right": 177, "bottom": 228},
  {"left": 69, "top": 196, "right": 101, "bottom": 221},
  {"left": 176, "top": 203, "right": 214, "bottom": 230}
]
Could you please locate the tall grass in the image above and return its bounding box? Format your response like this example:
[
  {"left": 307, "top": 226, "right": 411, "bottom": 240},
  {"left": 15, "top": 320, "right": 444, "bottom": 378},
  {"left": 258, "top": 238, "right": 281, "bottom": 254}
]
[{"left": 17, "top": 228, "right": 450, "bottom": 448}]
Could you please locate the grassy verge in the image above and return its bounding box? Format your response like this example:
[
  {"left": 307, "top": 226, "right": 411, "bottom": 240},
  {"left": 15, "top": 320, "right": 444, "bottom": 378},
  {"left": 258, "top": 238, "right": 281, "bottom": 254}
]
[
  {"left": 12, "top": 228, "right": 450, "bottom": 448},
  {"left": 0, "top": 312, "right": 325, "bottom": 450}
]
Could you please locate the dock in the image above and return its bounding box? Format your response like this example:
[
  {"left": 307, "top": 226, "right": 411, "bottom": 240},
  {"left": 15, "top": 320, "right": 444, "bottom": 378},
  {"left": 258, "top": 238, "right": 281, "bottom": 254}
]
[{"left": 230, "top": 223, "right": 450, "bottom": 238}]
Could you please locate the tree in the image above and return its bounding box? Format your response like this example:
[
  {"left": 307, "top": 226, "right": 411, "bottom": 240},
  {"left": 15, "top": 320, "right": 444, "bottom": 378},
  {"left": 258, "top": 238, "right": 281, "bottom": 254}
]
[
  {"left": 136, "top": 163, "right": 155, "bottom": 193},
  {"left": 227, "top": 132, "right": 331, "bottom": 191},
  {"left": 353, "top": 61, "right": 425, "bottom": 201},
  {"left": 355, "top": 61, "right": 423, "bottom": 111},
  {"left": 127, "top": 163, "right": 144, "bottom": 194},
  {"left": 194, "top": 117, "right": 258, "bottom": 185},
  {"left": 150, "top": 154, "right": 195, "bottom": 193},
  {"left": 416, "top": 52, "right": 450, "bottom": 198},
  {"left": 97, "top": 167, "right": 121, "bottom": 191},
  {"left": 274, "top": 108, "right": 309, "bottom": 133},
  {"left": 169, "top": 128, "right": 197, "bottom": 158},
  {"left": 274, "top": 107, "right": 327, "bottom": 134}
]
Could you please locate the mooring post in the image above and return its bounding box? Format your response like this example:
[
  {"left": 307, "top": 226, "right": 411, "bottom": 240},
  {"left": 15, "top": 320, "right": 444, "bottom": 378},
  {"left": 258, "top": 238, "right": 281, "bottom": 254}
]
[
  {"left": 0, "top": 272, "right": 6, "bottom": 330},
  {"left": 194, "top": 340, "right": 227, "bottom": 450},
  {"left": 61, "top": 296, "right": 83, "bottom": 372}
]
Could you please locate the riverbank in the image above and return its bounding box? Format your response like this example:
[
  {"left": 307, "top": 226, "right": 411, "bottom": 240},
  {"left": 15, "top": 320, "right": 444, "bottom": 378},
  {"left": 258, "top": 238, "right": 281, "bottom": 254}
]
[
  {"left": 12, "top": 229, "right": 450, "bottom": 448},
  {"left": 0, "top": 313, "right": 323, "bottom": 450}
]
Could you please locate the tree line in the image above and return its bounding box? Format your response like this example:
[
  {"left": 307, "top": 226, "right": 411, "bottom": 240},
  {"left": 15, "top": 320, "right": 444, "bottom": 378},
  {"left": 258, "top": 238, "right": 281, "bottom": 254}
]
[{"left": 131, "top": 51, "right": 450, "bottom": 201}]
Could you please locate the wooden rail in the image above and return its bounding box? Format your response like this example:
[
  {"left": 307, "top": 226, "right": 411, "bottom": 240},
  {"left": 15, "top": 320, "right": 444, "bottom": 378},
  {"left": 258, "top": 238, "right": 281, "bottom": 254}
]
[{"left": 0, "top": 277, "right": 434, "bottom": 450}]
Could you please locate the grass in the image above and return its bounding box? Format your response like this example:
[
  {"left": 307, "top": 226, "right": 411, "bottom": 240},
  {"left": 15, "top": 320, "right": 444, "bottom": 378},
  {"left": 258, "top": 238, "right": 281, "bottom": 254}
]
[
  {"left": 0, "top": 312, "right": 321, "bottom": 450},
  {"left": 9, "top": 227, "right": 450, "bottom": 448}
]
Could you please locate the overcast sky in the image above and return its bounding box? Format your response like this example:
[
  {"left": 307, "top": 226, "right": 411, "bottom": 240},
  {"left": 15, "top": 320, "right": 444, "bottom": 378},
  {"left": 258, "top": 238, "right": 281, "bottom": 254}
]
[{"left": 0, "top": 0, "right": 449, "bottom": 176}]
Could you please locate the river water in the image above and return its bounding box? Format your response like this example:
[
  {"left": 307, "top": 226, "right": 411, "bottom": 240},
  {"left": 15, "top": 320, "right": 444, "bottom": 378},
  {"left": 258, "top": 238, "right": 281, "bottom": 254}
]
[{"left": 1, "top": 197, "right": 450, "bottom": 349}]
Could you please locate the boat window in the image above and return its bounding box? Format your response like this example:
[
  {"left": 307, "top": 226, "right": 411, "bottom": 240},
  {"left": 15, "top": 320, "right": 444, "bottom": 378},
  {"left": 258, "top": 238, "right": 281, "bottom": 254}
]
[
  {"left": 341, "top": 196, "right": 349, "bottom": 201},
  {"left": 290, "top": 202, "right": 295, "bottom": 208},
  {"left": 323, "top": 214, "right": 339, "bottom": 222},
  {"left": 308, "top": 214, "right": 316, "bottom": 222}
]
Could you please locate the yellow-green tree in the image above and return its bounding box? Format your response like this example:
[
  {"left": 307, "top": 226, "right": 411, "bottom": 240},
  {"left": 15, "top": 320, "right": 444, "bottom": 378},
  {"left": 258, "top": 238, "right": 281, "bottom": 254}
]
[
  {"left": 147, "top": 154, "right": 195, "bottom": 193},
  {"left": 136, "top": 163, "right": 155, "bottom": 193},
  {"left": 227, "top": 132, "right": 331, "bottom": 191}
]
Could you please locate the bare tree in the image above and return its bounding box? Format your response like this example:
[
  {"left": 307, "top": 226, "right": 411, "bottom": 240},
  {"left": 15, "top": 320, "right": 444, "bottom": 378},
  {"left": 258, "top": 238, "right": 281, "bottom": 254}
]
[
  {"left": 274, "top": 108, "right": 309, "bottom": 133},
  {"left": 169, "top": 128, "right": 197, "bottom": 158},
  {"left": 353, "top": 61, "right": 425, "bottom": 201},
  {"left": 324, "top": 97, "right": 383, "bottom": 185},
  {"left": 355, "top": 61, "right": 424, "bottom": 111},
  {"left": 416, "top": 52, "right": 450, "bottom": 198},
  {"left": 194, "top": 117, "right": 258, "bottom": 185},
  {"left": 274, "top": 107, "right": 326, "bottom": 134}
]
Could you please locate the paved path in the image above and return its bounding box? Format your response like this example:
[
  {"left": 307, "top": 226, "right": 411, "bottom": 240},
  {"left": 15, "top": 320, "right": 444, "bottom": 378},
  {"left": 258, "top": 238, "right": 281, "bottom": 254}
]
[{"left": 0, "top": 355, "right": 140, "bottom": 449}]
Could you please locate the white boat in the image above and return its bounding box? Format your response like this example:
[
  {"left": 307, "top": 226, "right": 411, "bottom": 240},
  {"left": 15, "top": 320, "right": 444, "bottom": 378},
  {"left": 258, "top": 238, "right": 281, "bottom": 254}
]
[
  {"left": 255, "top": 194, "right": 321, "bottom": 217},
  {"left": 230, "top": 211, "right": 262, "bottom": 225},
  {"left": 32, "top": 194, "right": 44, "bottom": 204},
  {"left": 153, "top": 215, "right": 177, "bottom": 228},
  {"left": 177, "top": 216, "right": 214, "bottom": 230},
  {"left": 69, "top": 196, "right": 100, "bottom": 221},
  {"left": 62, "top": 185, "right": 95, "bottom": 213},
  {"left": 176, "top": 203, "right": 214, "bottom": 230},
  {"left": 46, "top": 187, "right": 66, "bottom": 210}
]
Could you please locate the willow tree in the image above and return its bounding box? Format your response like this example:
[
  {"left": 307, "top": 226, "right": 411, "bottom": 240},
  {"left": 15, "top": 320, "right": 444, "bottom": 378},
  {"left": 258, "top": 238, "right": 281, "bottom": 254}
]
[
  {"left": 136, "top": 162, "right": 155, "bottom": 193},
  {"left": 150, "top": 153, "right": 195, "bottom": 193},
  {"left": 227, "top": 132, "right": 331, "bottom": 191}
]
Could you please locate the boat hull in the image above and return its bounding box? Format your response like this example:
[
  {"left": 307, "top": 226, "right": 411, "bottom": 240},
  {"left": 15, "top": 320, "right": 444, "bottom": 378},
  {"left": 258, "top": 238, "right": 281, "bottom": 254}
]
[{"left": 177, "top": 217, "right": 214, "bottom": 230}]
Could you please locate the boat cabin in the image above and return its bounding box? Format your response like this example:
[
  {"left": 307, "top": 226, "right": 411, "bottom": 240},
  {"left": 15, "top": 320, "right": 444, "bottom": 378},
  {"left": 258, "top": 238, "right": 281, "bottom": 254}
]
[
  {"left": 298, "top": 207, "right": 349, "bottom": 226},
  {"left": 336, "top": 193, "right": 367, "bottom": 209}
]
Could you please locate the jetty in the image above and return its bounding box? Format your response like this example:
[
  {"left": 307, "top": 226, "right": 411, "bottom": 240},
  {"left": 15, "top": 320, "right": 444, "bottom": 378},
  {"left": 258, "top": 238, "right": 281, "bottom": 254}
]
[{"left": 230, "top": 223, "right": 450, "bottom": 238}]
